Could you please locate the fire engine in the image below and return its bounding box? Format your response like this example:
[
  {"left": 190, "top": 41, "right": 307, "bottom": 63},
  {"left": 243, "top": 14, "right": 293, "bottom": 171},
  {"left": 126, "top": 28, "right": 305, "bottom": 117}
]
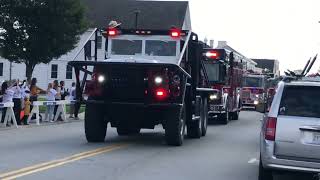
[
  {"left": 202, "top": 49, "right": 243, "bottom": 124},
  {"left": 68, "top": 26, "right": 214, "bottom": 146},
  {"left": 241, "top": 73, "right": 267, "bottom": 109}
]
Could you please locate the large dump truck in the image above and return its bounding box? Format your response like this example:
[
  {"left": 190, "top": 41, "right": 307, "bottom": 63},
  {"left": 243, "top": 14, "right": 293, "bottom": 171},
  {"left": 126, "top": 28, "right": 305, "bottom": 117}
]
[{"left": 68, "top": 26, "right": 214, "bottom": 146}]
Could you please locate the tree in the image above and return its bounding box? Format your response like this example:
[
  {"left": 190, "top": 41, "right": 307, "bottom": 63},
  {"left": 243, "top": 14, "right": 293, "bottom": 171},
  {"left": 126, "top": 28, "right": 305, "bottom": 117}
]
[{"left": 0, "top": 0, "right": 88, "bottom": 80}]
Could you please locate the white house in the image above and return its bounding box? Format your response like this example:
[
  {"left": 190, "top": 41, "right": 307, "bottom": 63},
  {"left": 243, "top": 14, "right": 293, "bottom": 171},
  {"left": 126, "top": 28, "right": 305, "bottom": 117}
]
[{"left": 0, "top": 0, "right": 192, "bottom": 89}]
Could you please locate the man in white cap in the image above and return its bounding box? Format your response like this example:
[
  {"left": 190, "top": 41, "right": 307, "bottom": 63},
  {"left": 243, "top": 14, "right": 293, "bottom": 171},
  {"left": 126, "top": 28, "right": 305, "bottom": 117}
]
[{"left": 108, "top": 20, "right": 122, "bottom": 28}]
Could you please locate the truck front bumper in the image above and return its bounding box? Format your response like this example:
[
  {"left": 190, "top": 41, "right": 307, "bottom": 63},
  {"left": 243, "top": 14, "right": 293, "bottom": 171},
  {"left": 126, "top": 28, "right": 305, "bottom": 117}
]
[
  {"left": 85, "top": 100, "right": 183, "bottom": 108},
  {"left": 208, "top": 104, "right": 226, "bottom": 115}
]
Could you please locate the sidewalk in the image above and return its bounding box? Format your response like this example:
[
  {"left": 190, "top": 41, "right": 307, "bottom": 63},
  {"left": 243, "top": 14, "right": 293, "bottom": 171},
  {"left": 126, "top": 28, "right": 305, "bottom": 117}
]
[{"left": 0, "top": 112, "right": 85, "bottom": 131}]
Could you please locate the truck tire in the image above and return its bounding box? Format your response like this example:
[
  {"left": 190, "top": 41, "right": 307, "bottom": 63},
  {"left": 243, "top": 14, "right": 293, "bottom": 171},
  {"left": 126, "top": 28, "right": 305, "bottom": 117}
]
[
  {"left": 201, "top": 98, "right": 208, "bottom": 136},
  {"left": 165, "top": 104, "right": 186, "bottom": 146},
  {"left": 85, "top": 103, "right": 107, "bottom": 142},
  {"left": 259, "top": 158, "right": 273, "bottom": 180},
  {"left": 233, "top": 111, "right": 240, "bottom": 120},
  {"left": 187, "top": 98, "right": 202, "bottom": 139},
  {"left": 117, "top": 128, "right": 141, "bottom": 136},
  {"left": 232, "top": 100, "right": 241, "bottom": 120},
  {"left": 219, "top": 105, "right": 229, "bottom": 125}
]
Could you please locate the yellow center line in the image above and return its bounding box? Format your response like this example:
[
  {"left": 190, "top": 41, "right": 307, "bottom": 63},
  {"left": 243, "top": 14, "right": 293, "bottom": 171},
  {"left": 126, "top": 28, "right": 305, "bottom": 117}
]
[{"left": 0, "top": 144, "right": 129, "bottom": 180}]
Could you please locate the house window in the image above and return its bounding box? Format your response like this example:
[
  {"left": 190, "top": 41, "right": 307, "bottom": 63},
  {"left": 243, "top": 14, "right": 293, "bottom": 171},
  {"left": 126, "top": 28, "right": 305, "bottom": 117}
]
[
  {"left": 0, "top": 63, "right": 3, "bottom": 76},
  {"left": 51, "top": 64, "right": 58, "bottom": 79},
  {"left": 66, "top": 65, "right": 73, "bottom": 79},
  {"left": 97, "top": 35, "right": 102, "bottom": 49}
]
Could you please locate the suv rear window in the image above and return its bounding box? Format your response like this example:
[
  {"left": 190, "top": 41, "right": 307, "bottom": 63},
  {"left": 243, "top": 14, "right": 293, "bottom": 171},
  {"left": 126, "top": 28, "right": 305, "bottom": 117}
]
[{"left": 279, "top": 85, "right": 320, "bottom": 118}]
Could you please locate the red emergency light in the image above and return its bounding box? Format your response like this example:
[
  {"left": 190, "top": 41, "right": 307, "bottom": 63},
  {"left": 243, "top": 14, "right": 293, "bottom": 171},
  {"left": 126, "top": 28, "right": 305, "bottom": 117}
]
[
  {"left": 206, "top": 50, "right": 219, "bottom": 59},
  {"left": 170, "top": 29, "right": 181, "bottom": 38},
  {"left": 155, "top": 88, "right": 168, "bottom": 99},
  {"left": 108, "top": 28, "right": 118, "bottom": 36}
]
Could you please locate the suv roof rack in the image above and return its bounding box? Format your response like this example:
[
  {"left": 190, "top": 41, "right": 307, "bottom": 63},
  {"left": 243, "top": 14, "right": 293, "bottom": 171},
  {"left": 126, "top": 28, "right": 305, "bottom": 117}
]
[{"left": 282, "top": 54, "right": 317, "bottom": 82}]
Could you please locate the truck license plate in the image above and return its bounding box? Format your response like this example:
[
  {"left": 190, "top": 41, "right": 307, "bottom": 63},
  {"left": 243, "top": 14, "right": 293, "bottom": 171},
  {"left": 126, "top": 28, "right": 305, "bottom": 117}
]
[{"left": 312, "top": 134, "right": 320, "bottom": 144}]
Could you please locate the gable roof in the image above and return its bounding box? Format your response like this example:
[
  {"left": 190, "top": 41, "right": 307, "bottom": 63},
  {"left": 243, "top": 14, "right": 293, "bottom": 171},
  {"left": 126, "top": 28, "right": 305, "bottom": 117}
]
[{"left": 82, "top": 0, "right": 189, "bottom": 30}]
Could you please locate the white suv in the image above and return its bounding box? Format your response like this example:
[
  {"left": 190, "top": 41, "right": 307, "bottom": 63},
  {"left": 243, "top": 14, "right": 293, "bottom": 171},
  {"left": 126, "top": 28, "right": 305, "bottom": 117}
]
[{"left": 259, "top": 80, "right": 320, "bottom": 180}]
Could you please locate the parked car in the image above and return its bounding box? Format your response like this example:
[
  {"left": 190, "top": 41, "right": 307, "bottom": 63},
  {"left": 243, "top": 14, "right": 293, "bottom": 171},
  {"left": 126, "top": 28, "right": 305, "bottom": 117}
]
[{"left": 259, "top": 80, "right": 320, "bottom": 180}]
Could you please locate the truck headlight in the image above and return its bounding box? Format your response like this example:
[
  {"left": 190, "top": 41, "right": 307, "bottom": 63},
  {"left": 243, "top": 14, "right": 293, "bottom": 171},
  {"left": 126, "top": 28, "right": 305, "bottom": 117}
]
[
  {"left": 209, "top": 94, "right": 218, "bottom": 100},
  {"left": 98, "top": 75, "right": 105, "bottom": 83},
  {"left": 254, "top": 100, "right": 259, "bottom": 105},
  {"left": 255, "top": 94, "right": 259, "bottom": 98},
  {"left": 154, "top": 76, "right": 163, "bottom": 84}
]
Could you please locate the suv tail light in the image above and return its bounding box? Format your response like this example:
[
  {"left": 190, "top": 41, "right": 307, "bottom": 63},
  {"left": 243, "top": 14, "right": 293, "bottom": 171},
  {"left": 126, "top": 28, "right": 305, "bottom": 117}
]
[{"left": 265, "top": 117, "right": 277, "bottom": 141}]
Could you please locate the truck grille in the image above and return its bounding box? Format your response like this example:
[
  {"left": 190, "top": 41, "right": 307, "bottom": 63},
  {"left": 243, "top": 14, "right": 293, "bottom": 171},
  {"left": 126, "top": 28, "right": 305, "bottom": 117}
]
[
  {"left": 242, "top": 90, "right": 251, "bottom": 99},
  {"left": 108, "top": 68, "right": 145, "bottom": 102}
]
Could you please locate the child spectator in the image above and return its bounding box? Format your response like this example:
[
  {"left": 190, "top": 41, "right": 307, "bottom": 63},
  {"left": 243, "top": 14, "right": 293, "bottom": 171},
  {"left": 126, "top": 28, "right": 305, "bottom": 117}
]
[
  {"left": 45, "top": 83, "right": 57, "bottom": 122},
  {"left": 22, "top": 96, "right": 31, "bottom": 125}
]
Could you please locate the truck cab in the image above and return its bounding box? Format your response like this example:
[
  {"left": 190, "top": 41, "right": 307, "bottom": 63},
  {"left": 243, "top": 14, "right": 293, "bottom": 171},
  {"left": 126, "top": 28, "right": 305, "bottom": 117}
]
[
  {"left": 242, "top": 74, "right": 267, "bottom": 109},
  {"left": 69, "top": 27, "right": 213, "bottom": 146}
]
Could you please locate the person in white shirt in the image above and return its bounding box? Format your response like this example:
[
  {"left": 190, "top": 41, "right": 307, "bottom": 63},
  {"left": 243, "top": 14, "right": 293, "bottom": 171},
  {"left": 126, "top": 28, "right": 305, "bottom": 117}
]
[
  {"left": 45, "top": 83, "right": 57, "bottom": 122},
  {"left": 12, "top": 80, "right": 22, "bottom": 125},
  {"left": 68, "top": 82, "right": 76, "bottom": 118},
  {"left": 53, "top": 80, "right": 61, "bottom": 120},
  {"left": 1, "top": 82, "right": 15, "bottom": 126}
]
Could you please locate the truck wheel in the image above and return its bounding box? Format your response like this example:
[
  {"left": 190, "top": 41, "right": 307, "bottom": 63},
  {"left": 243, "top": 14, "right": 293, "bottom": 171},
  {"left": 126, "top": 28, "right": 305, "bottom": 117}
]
[
  {"left": 259, "top": 158, "right": 273, "bottom": 180},
  {"left": 117, "top": 128, "right": 141, "bottom": 136},
  {"left": 85, "top": 103, "right": 107, "bottom": 142},
  {"left": 201, "top": 98, "right": 208, "bottom": 136},
  {"left": 233, "top": 111, "right": 240, "bottom": 120},
  {"left": 165, "top": 104, "right": 186, "bottom": 146},
  {"left": 187, "top": 98, "right": 202, "bottom": 139},
  {"left": 219, "top": 105, "right": 229, "bottom": 125}
]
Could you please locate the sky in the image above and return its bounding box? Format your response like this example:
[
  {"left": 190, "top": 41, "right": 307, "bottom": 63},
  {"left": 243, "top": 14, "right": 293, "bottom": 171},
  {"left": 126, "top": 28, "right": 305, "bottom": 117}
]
[{"left": 173, "top": 0, "right": 320, "bottom": 73}]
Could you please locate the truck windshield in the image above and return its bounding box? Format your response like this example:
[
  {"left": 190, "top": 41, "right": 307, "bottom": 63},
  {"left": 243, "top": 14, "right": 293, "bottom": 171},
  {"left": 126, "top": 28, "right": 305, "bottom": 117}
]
[
  {"left": 204, "top": 63, "right": 220, "bottom": 82},
  {"left": 111, "top": 39, "right": 142, "bottom": 55},
  {"left": 145, "top": 40, "right": 176, "bottom": 56},
  {"left": 243, "top": 77, "right": 263, "bottom": 87}
]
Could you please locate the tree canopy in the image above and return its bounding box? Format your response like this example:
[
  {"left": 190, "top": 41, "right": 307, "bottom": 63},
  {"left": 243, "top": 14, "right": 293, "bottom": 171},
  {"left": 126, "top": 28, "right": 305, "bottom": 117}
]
[{"left": 0, "top": 0, "right": 88, "bottom": 80}]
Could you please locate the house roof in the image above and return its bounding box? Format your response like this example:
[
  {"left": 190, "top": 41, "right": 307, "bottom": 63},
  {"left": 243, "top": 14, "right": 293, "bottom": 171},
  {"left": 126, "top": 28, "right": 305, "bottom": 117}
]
[{"left": 82, "top": 0, "right": 189, "bottom": 30}]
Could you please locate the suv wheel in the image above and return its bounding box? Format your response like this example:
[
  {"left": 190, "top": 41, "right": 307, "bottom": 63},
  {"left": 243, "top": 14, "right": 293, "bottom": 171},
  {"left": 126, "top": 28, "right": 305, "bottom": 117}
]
[
  {"left": 259, "top": 159, "right": 273, "bottom": 180},
  {"left": 85, "top": 103, "right": 107, "bottom": 142}
]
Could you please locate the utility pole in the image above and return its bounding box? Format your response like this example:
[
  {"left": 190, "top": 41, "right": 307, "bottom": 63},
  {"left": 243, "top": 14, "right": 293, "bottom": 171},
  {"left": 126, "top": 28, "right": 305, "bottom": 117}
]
[
  {"left": 134, "top": 10, "right": 141, "bottom": 29},
  {"left": 9, "top": 62, "right": 12, "bottom": 81}
]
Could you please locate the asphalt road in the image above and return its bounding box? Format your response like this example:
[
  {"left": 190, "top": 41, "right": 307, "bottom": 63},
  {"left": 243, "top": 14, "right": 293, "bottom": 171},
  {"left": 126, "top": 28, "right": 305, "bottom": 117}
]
[{"left": 0, "top": 111, "right": 317, "bottom": 180}]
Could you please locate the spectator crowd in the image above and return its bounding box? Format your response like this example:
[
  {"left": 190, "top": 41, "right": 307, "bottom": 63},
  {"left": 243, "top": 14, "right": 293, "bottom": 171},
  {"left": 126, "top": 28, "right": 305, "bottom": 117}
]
[{"left": 0, "top": 78, "right": 79, "bottom": 127}]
